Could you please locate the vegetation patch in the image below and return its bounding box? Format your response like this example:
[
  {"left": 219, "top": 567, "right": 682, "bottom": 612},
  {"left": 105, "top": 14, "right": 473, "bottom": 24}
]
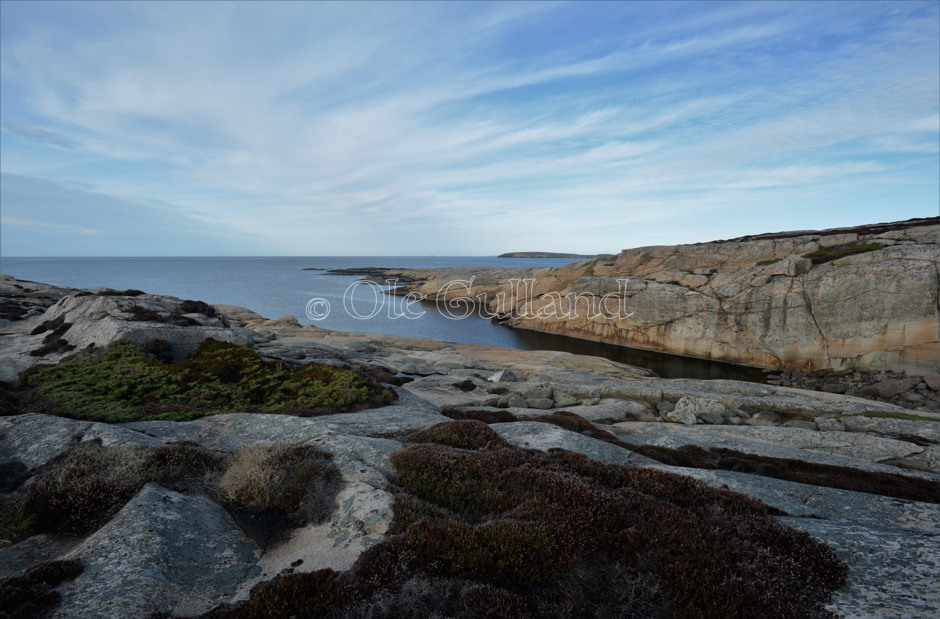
[
  {"left": 21, "top": 339, "right": 393, "bottom": 423},
  {"left": 443, "top": 407, "right": 518, "bottom": 424},
  {"left": 24, "top": 442, "right": 152, "bottom": 536},
  {"left": 28, "top": 316, "right": 75, "bottom": 357},
  {"left": 20, "top": 441, "right": 341, "bottom": 541},
  {"left": 0, "top": 492, "right": 33, "bottom": 546},
  {"left": 218, "top": 444, "right": 341, "bottom": 546},
  {"left": 209, "top": 440, "right": 847, "bottom": 618},
  {"left": 631, "top": 444, "right": 940, "bottom": 504},
  {"left": 0, "top": 559, "right": 83, "bottom": 618},
  {"left": 407, "top": 419, "right": 510, "bottom": 451},
  {"left": 802, "top": 241, "right": 885, "bottom": 265}
]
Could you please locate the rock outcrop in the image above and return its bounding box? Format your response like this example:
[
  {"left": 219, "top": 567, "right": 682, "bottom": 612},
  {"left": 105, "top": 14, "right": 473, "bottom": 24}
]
[
  {"left": 2, "top": 277, "right": 939, "bottom": 617},
  {"left": 0, "top": 289, "right": 262, "bottom": 383},
  {"left": 381, "top": 218, "right": 940, "bottom": 375}
]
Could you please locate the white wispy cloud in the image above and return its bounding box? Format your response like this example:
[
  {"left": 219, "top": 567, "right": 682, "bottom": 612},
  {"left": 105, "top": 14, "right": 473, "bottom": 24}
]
[{"left": 0, "top": 1, "right": 936, "bottom": 255}]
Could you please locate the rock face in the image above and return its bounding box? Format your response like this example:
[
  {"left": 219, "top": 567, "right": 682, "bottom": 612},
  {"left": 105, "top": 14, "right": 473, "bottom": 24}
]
[
  {"left": 0, "top": 290, "right": 261, "bottom": 383},
  {"left": 56, "top": 483, "right": 261, "bottom": 617},
  {"left": 385, "top": 218, "right": 940, "bottom": 375}
]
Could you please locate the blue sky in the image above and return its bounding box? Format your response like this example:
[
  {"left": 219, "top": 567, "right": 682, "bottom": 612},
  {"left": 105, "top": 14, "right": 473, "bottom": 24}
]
[{"left": 1, "top": 1, "right": 937, "bottom": 257}]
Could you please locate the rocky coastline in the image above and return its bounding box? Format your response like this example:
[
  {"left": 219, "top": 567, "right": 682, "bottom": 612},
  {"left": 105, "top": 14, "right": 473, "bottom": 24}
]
[
  {"left": 1, "top": 258, "right": 939, "bottom": 616},
  {"left": 373, "top": 218, "right": 940, "bottom": 377}
]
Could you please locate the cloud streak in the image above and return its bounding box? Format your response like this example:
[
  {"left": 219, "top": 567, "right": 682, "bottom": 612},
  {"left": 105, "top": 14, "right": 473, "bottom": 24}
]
[{"left": 0, "top": 1, "right": 937, "bottom": 256}]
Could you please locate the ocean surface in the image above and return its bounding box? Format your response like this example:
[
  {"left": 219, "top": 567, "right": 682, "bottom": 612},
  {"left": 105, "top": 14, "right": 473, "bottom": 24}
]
[{"left": 0, "top": 256, "right": 765, "bottom": 381}]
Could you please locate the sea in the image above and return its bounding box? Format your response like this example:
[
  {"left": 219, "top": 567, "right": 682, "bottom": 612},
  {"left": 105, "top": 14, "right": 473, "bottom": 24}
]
[{"left": 0, "top": 256, "right": 765, "bottom": 382}]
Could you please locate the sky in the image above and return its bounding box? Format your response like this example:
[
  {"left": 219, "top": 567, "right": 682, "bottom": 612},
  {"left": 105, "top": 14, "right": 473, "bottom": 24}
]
[{"left": 0, "top": 1, "right": 938, "bottom": 257}]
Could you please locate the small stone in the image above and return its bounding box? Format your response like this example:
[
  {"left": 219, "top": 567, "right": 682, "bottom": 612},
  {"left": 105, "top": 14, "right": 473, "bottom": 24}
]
[
  {"left": 666, "top": 409, "right": 697, "bottom": 425},
  {"left": 497, "top": 393, "right": 526, "bottom": 409},
  {"left": 696, "top": 411, "right": 725, "bottom": 425},
  {"left": 527, "top": 398, "right": 555, "bottom": 410},
  {"left": 820, "top": 383, "right": 847, "bottom": 394},
  {"left": 552, "top": 391, "right": 580, "bottom": 407},
  {"left": 488, "top": 369, "right": 519, "bottom": 383},
  {"left": 922, "top": 375, "right": 940, "bottom": 391},
  {"left": 862, "top": 378, "right": 920, "bottom": 399}
]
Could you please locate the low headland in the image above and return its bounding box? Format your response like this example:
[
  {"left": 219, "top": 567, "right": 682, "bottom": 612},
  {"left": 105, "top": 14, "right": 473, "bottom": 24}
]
[
  {"left": 0, "top": 217, "right": 938, "bottom": 617},
  {"left": 496, "top": 252, "right": 611, "bottom": 259}
]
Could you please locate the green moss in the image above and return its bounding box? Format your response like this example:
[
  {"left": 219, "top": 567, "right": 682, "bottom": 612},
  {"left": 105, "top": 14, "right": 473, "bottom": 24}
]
[
  {"left": 26, "top": 339, "right": 391, "bottom": 423},
  {"left": 802, "top": 241, "right": 885, "bottom": 265},
  {"left": 839, "top": 410, "right": 940, "bottom": 423}
]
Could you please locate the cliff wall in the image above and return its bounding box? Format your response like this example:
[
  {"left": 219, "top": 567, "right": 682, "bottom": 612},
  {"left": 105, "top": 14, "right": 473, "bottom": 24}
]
[{"left": 391, "top": 218, "right": 940, "bottom": 374}]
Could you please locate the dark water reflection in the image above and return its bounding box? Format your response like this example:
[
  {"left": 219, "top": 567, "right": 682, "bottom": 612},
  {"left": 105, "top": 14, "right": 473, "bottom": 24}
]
[{"left": 505, "top": 325, "right": 768, "bottom": 383}]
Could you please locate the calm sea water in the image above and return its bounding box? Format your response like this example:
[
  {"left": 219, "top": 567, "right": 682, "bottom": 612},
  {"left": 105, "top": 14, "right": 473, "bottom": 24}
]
[{"left": 0, "top": 256, "right": 765, "bottom": 381}]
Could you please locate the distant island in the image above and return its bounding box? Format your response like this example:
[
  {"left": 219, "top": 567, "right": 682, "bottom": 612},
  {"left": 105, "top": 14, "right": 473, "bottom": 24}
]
[{"left": 498, "top": 252, "right": 612, "bottom": 258}]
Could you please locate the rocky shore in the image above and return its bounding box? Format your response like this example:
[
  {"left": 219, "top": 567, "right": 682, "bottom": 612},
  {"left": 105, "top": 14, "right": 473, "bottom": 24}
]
[
  {"left": 373, "top": 218, "right": 940, "bottom": 376},
  {"left": 1, "top": 274, "right": 938, "bottom": 617}
]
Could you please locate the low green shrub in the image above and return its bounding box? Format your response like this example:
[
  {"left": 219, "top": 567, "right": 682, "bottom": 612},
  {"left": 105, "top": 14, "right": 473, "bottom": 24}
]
[{"left": 24, "top": 339, "right": 392, "bottom": 422}]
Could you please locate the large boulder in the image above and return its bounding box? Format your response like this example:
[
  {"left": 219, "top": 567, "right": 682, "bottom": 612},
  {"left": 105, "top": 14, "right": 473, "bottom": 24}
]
[{"left": 56, "top": 483, "right": 260, "bottom": 617}]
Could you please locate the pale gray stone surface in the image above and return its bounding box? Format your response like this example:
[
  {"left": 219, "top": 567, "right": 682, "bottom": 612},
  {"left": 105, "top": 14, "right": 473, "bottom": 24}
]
[
  {"left": 612, "top": 421, "right": 940, "bottom": 477},
  {"left": 492, "top": 421, "right": 656, "bottom": 467},
  {"left": 55, "top": 484, "right": 260, "bottom": 618},
  {"left": 782, "top": 517, "right": 940, "bottom": 619},
  {"left": 0, "top": 413, "right": 163, "bottom": 471}
]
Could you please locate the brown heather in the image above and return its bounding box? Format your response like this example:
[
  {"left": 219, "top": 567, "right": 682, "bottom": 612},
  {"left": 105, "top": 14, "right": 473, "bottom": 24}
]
[{"left": 209, "top": 420, "right": 847, "bottom": 618}]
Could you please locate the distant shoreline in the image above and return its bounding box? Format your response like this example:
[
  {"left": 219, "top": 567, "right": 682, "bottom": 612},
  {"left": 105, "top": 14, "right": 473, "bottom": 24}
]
[{"left": 498, "top": 251, "right": 612, "bottom": 259}]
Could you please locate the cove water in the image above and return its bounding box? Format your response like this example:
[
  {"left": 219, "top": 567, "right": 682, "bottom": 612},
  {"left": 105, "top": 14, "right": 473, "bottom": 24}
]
[{"left": 0, "top": 256, "right": 765, "bottom": 382}]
